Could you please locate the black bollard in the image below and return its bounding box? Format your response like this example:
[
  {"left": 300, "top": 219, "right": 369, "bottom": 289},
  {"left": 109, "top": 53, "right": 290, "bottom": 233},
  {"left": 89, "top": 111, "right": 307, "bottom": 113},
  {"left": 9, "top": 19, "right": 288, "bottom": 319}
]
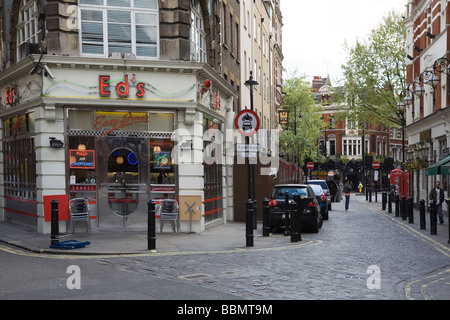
[
  {"left": 375, "top": 190, "right": 377, "bottom": 203},
  {"left": 395, "top": 195, "right": 399, "bottom": 217},
  {"left": 382, "top": 192, "right": 387, "bottom": 210},
  {"left": 290, "top": 198, "right": 298, "bottom": 243},
  {"left": 369, "top": 188, "right": 372, "bottom": 203},
  {"left": 262, "top": 198, "right": 270, "bottom": 237},
  {"left": 50, "top": 199, "right": 59, "bottom": 245},
  {"left": 419, "top": 199, "right": 426, "bottom": 230},
  {"left": 446, "top": 198, "right": 450, "bottom": 244},
  {"left": 253, "top": 200, "right": 257, "bottom": 230},
  {"left": 246, "top": 200, "right": 254, "bottom": 247},
  {"left": 388, "top": 192, "right": 392, "bottom": 213},
  {"left": 147, "top": 200, "right": 156, "bottom": 250},
  {"left": 284, "top": 191, "right": 290, "bottom": 236},
  {"left": 401, "top": 196, "right": 406, "bottom": 220},
  {"left": 430, "top": 200, "right": 437, "bottom": 235},
  {"left": 408, "top": 198, "right": 414, "bottom": 224}
]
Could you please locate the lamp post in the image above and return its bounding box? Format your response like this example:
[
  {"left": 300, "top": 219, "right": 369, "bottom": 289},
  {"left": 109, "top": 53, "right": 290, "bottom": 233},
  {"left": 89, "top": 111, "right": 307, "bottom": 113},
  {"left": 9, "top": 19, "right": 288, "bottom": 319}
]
[{"left": 245, "top": 71, "right": 258, "bottom": 201}]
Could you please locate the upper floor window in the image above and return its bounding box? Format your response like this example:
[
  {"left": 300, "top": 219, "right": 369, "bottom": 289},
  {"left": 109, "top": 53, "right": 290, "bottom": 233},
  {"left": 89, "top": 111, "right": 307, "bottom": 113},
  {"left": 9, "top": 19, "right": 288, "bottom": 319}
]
[
  {"left": 191, "top": 0, "right": 207, "bottom": 62},
  {"left": 79, "top": 0, "right": 159, "bottom": 59},
  {"left": 17, "top": 0, "right": 40, "bottom": 61}
]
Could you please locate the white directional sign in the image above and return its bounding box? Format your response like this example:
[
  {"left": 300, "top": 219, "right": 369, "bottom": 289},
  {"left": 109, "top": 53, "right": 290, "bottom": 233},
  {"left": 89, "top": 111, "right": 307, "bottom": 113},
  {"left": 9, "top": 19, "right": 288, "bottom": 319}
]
[{"left": 235, "top": 109, "right": 260, "bottom": 136}]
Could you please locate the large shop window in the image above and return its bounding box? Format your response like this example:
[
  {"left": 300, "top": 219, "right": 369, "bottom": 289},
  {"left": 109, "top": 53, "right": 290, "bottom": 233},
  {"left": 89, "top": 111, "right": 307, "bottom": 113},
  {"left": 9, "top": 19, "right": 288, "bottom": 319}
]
[
  {"left": 3, "top": 113, "right": 36, "bottom": 201},
  {"left": 79, "top": 0, "right": 159, "bottom": 58}
]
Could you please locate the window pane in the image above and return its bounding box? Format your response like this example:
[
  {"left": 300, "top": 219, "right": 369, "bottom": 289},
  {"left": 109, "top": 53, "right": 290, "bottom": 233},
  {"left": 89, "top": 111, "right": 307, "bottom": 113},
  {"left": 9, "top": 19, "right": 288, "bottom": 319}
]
[
  {"left": 109, "top": 44, "right": 132, "bottom": 53},
  {"left": 107, "top": 0, "right": 130, "bottom": 7},
  {"left": 135, "top": 0, "right": 157, "bottom": 9},
  {"left": 136, "top": 45, "right": 157, "bottom": 57},
  {"left": 136, "top": 25, "right": 156, "bottom": 44},
  {"left": 81, "top": 9, "right": 103, "bottom": 22},
  {"left": 80, "top": 0, "right": 104, "bottom": 4},
  {"left": 136, "top": 13, "right": 157, "bottom": 25},
  {"left": 108, "top": 24, "right": 131, "bottom": 43},
  {"left": 82, "top": 43, "right": 104, "bottom": 54},
  {"left": 108, "top": 10, "right": 131, "bottom": 23},
  {"left": 81, "top": 21, "right": 103, "bottom": 42}
]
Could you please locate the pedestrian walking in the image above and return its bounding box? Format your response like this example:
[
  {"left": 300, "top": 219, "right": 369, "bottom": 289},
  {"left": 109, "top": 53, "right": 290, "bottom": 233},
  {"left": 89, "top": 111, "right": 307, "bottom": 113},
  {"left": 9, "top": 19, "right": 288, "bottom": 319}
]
[
  {"left": 358, "top": 181, "right": 363, "bottom": 194},
  {"left": 429, "top": 181, "right": 445, "bottom": 224},
  {"left": 344, "top": 180, "right": 352, "bottom": 211}
]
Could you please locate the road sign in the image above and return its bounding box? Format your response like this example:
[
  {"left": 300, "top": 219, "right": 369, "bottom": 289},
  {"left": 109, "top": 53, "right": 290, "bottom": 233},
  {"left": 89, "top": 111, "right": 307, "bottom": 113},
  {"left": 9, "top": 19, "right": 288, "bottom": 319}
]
[
  {"left": 307, "top": 162, "right": 314, "bottom": 170},
  {"left": 235, "top": 109, "right": 260, "bottom": 136},
  {"left": 236, "top": 143, "right": 259, "bottom": 152},
  {"left": 372, "top": 161, "right": 380, "bottom": 170}
]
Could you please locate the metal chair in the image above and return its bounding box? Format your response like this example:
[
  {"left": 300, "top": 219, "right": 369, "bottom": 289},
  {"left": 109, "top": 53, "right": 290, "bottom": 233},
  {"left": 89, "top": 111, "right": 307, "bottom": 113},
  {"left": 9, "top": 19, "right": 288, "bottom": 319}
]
[
  {"left": 159, "top": 199, "right": 179, "bottom": 233},
  {"left": 69, "top": 198, "right": 91, "bottom": 233}
]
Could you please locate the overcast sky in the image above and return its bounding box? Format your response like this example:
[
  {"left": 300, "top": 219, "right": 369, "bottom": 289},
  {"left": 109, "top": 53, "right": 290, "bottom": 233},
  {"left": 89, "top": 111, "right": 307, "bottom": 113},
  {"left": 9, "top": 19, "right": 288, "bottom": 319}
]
[{"left": 282, "top": 0, "right": 407, "bottom": 84}]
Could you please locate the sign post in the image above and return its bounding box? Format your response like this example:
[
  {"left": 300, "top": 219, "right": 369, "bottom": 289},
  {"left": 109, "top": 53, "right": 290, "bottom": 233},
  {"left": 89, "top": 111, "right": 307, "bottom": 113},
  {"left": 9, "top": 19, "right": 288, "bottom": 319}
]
[{"left": 306, "top": 162, "right": 314, "bottom": 182}]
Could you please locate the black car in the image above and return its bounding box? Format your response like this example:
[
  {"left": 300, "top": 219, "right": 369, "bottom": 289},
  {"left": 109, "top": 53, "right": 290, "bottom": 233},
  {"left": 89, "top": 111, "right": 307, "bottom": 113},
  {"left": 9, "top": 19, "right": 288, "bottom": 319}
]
[
  {"left": 307, "top": 180, "right": 332, "bottom": 210},
  {"left": 309, "top": 184, "right": 329, "bottom": 220},
  {"left": 268, "top": 184, "right": 323, "bottom": 233}
]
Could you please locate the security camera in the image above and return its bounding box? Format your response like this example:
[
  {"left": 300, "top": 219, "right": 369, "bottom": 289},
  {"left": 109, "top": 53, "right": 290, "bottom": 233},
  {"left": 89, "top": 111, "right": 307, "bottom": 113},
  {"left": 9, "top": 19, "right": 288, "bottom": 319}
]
[{"left": 43, "top": 65, "right": 55, "bottom": 79}]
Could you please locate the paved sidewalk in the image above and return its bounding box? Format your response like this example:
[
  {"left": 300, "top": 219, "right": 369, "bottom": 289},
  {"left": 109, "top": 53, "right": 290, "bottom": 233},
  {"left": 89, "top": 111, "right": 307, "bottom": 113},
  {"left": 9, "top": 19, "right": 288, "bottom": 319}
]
[{"left": 0, "top": 193, "right": 449, "bottom": 256}]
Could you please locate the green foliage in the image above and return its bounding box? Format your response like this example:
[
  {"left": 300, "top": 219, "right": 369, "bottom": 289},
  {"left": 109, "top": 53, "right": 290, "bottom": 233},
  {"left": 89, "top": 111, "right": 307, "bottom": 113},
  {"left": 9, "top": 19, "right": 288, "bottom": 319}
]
[
  {"left": 279, "top": 71, "right": 326, "bottom": 165},
  {"left": 336, "top": 10, "right": 406, "bottom": 127}
]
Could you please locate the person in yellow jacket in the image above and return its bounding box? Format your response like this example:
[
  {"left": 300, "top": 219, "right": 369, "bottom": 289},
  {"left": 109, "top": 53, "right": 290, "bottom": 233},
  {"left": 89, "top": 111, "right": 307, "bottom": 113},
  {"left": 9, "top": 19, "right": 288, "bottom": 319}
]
[{"left": 358, "top": 182, "right": 363, "bottom": 194}]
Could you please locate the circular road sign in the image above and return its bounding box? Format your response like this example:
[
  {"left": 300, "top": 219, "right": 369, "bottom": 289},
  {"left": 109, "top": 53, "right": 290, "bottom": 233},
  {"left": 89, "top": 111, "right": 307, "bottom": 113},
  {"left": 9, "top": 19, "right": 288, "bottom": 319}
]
[
  {"left": 372, "top": 161, "right": 380, "bottom": 170},
  {"left": 235, "top": 109, "right": 260, "bottom": 136},
  {"left": 307, "top": 162, "right": 314, "bottom": 170}
]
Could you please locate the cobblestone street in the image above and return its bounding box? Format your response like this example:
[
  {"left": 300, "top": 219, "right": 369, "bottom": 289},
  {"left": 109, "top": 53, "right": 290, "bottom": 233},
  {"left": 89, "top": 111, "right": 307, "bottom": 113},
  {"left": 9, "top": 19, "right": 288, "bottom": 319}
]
[{"left": 88, "top": 195, "right": 450, "bottom": 300}]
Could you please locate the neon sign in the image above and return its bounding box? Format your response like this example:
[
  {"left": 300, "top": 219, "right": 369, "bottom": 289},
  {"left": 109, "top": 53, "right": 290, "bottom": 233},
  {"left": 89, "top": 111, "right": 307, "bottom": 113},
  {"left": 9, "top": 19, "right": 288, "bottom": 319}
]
[
  {"left": 70, "top": 150, "right": 95, "bottom": 169},
  {"left": 5, "top": 85, "right": 19, "bottom": 106},
  {"left": 99, "top": 75, "right": 145, "bottom": 98},
  {"left": 94, "top": 112, "right": 149, "bottom": 135}
]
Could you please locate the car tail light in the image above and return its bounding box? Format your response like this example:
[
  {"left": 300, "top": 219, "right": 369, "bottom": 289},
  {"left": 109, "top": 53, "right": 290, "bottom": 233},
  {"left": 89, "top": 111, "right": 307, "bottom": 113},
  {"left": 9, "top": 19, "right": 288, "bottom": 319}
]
[
  {"left": 307, "top": 201, "right": 315, "bottom": 207},
  {"left": 268, "top": 199, "right": 278, "bottom": 207},
  {"left": 321, "top": 194, "right": 326, "bottom": 202}
]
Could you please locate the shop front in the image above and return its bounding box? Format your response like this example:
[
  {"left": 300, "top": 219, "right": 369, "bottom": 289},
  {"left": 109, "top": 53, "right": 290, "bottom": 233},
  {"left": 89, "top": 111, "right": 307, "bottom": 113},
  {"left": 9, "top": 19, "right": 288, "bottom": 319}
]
[
  {"left": 67, "top": 109, "right": 176, "bottom": 228},
  {"left": 0, "top": 56, "right": 237, "bottom": 234}
]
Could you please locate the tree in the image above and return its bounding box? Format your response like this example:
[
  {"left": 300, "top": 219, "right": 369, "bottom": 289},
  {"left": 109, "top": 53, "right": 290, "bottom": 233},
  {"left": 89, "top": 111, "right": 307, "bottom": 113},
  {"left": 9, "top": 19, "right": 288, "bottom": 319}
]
[
  {"left": 337, "top": 10, "right": 406, "bottom": 128},
  {"left": 279, "top": 72, "right": 326, "bottom": 173}
]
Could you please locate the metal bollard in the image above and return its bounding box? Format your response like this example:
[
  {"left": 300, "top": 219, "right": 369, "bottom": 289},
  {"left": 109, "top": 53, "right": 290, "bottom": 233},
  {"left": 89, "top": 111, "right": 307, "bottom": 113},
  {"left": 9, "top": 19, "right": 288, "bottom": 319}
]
[
  {"left": 445, "top": 198, "right": 450, "bottom": 244},
  {"left": 284, "top": 191, "right": 290, "bottom": 236},
  {"left": 375, "top": 190, "right": 377, "bottom": 203},
  {"left": 401, "top": 196, "right": 406, "bottom": 220},
  {"left": 246, "top": 200, "right": 254, "bottom": 247},
  {"left": 50, "top": 199, "right": 59, "bottom": 245},
  {"left": 408, "top": 198, "right": 414, "bottom": 224},
  {"left": 147, "top": 200, "right": 156, "bottom": 250},
  {"left": 369, "top": 188, "right": 372, "bottom": 203},
  {"left": 430, "top": 200, "right": 437, "bottom": 235},
  {"left": 262, "top": 198, "right": 270, "bottom": 237},
  {"left": 293, "top": 195, "right": 303, "bottom": 242},
  {"left": 419, "top": 199, "right": 426, "bottom": 230},
  {"left": 388, "top": 192, "right": 392, "bottom": 213},
  {"left": 253, "top": 200, "right": 257, "bottom": 230},
  {"left": 395, "top": 195, "right": 399, "bottom": 217},
  {"left": 290, "top": 198, "right": 298, "bottom": 243},
  {"left": 382, "top": 192, "right": 387, "bottom": 210}
]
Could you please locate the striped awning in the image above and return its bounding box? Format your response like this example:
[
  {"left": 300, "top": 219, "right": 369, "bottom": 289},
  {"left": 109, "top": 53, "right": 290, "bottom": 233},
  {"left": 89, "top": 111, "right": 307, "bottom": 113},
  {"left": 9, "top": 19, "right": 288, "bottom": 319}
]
[{"left": 425, "top": 154, "right": 450, "bottom": 176}]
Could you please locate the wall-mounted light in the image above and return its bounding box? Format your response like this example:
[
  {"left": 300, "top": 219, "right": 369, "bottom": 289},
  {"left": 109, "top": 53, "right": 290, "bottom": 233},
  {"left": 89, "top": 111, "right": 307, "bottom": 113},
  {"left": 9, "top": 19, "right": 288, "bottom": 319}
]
[
  {"left": 78, "top": 144, "right": 86, "bottom": 150},
  {"left": 153, "top": 146, "right": 161, "bottom": 153},
  {"left": 49, "top": 137, "right": 64, "bottom": 148}
]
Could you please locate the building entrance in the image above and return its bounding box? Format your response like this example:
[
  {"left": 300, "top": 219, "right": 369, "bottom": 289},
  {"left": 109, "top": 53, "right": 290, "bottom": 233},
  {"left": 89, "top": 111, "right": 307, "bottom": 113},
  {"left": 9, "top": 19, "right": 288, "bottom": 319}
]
[{"left": 97, "top": 137, "right": 149, "bottom": 228}]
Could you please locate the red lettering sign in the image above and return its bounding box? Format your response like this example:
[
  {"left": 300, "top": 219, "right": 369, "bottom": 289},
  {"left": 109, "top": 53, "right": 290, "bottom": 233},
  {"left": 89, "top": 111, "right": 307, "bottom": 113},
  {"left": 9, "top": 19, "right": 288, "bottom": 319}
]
[
  {"left": 5, "top": 85, "right": 18, "bottom": 105},
  {"left": 116, "top": 75, "right": 129, "bottom": 97},
  {"left": 137, "top": 82, "right": 145, "bottom": 97},
  {"left": 94, "top": 112, "right": 149, "bottom": 135},
  {"left": 99, "top": 76, "right": 111, "bottom": 97}
]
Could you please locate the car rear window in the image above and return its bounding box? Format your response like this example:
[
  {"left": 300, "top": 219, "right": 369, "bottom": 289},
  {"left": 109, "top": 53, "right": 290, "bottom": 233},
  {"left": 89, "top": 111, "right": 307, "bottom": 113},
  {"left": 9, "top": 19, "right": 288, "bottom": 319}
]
[
  {"left": 309, "top": 185, "right": 323, "bottom": 196},
  {"left": 308, "top": 181, "right": 328, "bottom": 190},
  {"left": 271, "top": 187, "right": 309, "bottom": 199}
]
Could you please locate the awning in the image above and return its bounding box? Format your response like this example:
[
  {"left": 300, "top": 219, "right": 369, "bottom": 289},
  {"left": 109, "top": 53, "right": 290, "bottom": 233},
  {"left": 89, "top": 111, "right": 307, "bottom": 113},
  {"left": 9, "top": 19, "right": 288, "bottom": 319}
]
[
  {"left": 441, "top": 162, "right": 450, "bottom": 175},
  {"left": 425, "top": 154, "right": 450, "bottom": 176}
]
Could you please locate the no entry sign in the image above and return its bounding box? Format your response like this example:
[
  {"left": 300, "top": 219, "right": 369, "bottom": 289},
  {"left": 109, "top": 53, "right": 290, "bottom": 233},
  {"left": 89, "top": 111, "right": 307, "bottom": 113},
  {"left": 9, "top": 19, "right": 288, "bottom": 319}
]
[
  {"left": 372, "top": 161, "right": 380, "bottom": 170},
  {"left": 307, "top": 162, "right": 314, "bottom": 170}
]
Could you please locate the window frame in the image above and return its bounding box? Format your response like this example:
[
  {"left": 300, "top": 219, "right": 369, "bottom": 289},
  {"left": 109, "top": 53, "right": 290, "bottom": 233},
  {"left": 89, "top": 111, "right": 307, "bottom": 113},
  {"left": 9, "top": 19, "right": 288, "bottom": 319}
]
[{"left": 78, "top": 0, "right": 159, "bottom": 59}]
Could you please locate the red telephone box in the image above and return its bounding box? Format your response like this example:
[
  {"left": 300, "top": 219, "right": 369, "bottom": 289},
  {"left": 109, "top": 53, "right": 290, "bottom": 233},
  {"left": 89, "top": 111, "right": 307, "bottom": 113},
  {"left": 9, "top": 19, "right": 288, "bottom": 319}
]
[{"left": 390, "top": 169, "right": 410, "bottom": 199}]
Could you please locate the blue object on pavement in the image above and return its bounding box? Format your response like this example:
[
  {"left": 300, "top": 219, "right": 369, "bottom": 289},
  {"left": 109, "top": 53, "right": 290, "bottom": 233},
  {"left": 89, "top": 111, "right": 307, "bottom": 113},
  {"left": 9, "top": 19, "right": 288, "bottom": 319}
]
[{"left": 50, "top": 240, "right": 91, "bottom": 250}]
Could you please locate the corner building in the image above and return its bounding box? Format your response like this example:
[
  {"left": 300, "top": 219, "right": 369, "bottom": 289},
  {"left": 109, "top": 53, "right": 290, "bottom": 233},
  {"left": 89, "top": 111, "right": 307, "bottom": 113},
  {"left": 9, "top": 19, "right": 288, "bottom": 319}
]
[{"left": 0, "top": 0, "right": 239, "bottom": 234}]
